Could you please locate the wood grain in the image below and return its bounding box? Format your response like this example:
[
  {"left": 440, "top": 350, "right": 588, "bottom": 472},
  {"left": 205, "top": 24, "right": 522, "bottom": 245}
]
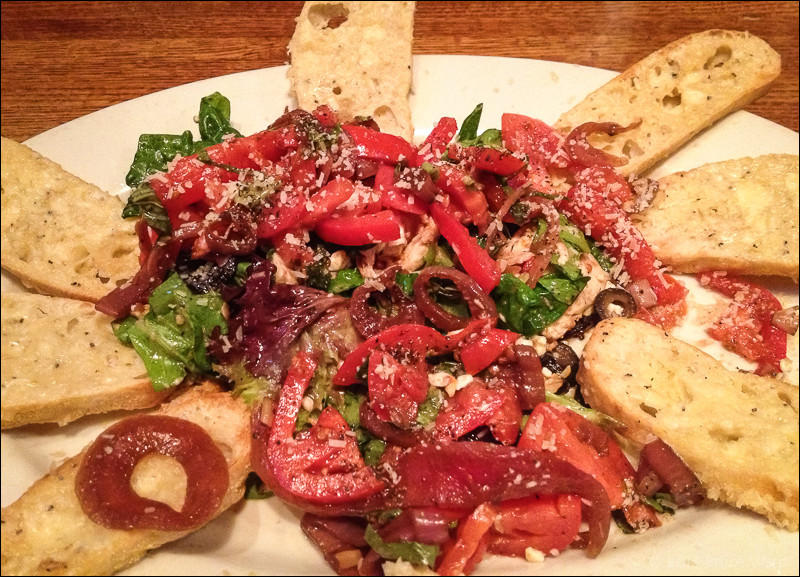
[{"left": 1, "top": 1, "right": 797, "bottom": 142}]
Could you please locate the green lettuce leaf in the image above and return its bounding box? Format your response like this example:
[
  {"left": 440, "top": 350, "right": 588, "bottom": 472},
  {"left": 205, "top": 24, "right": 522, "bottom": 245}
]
[{"left": 364, "top": 525, "right": 440, "bottom": 568}]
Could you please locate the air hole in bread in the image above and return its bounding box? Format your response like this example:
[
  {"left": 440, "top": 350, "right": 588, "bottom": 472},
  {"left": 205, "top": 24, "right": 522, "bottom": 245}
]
[
  {"left": 708, "top": 426, "right": 742, "bottom": 443},
  {"left": 130, "top": 453, "right": 187, "bottom": 512},
  {"left": 65, "top": 318, "right": 79, "bottom": 333},
  {"left": 373, "top": 105, "right": 397, "bottom": 134},
  {"left": 778, "top": 391, "right": 798, "bottom": 413},
  {"left": 332, "top": 85, "right": 342, "bottom": 95},
  {"left": 622, "top": 139, "right": 644, "bottom": 159},
  {"left": 112, "top": 246, "right": 134, "bottom": 259},
  {"left": 704, "top": 45, "right": 732, "bottom": 70},
  {"left": 661, "top": 88, "right": 682, "bottom": 109},
  {"left": 308, "top": 3, "right": 349, "bottom": 30},
  {"left": 667, "top": 58, "right": 680, "bottom": 77}
]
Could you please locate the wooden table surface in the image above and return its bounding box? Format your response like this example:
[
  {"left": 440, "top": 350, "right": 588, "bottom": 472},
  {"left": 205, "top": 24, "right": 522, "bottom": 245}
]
[{"left": 2, "top": 1, "right": 797, "bottom": 142}]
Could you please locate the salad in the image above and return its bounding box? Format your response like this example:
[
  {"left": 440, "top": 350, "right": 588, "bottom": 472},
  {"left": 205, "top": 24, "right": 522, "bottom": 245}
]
[{"left": 69, "top": 83, "right": 795, "bottom": 577}]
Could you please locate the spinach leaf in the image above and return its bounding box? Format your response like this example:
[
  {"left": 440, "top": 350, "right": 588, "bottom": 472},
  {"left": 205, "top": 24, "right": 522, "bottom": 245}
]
[
  {"left": 329, "top": 268, "right": 364, "bottom": 294},
  {"left": 457, "top": 103, "right": 483, "bottom": 144},
  {"left": 125, "top": 130, "right": 194, "bottom": 187},
  {"left": 493, "top": 273, "right": 587, "bottom": 336},
  {"left": 121, "top": 183, "right": 172, "bottom": 235},
  {"left": 364, "top": 525, "right": 440, "bottom": 568},
  {"left": 197, "top": 91, "right": 242, "bottom": 145},
  {"left": 113, "top": 274, "right": 227, "bottom": 390}
]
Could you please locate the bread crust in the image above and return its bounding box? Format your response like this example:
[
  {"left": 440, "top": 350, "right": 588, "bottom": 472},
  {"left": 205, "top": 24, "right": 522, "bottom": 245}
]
[
  {"left": 556, "top": 30, "right": 781, "bottom": 176},
  {"left": 1, "top": 137, "right": 139, "bottom": 302},
  {"left": 579, "top": 318, "right": 799, "bottom": 530},
  {"left": 0, "top": 384, "right": 251, "bottom": 576}
]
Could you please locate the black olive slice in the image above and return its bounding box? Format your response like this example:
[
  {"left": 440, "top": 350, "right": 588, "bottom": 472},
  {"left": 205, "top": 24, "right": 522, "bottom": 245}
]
[{"left": 593, "top": 288, "right": 637, "bottom": 320}]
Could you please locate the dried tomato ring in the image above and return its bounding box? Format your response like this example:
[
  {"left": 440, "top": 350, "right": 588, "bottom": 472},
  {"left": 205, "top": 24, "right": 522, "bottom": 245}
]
[{"left": 75, "top": 414, "right": 229, "bottom": 531}]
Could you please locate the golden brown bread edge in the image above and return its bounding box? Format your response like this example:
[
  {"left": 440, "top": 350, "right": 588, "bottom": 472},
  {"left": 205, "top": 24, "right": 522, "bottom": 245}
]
[
  {"left": 556, "top": 30, "right": 781, "bottom": 176},
  {"left": 1, "top": 384, "right": 251, "bottom": 576},
  {"left": 578, "top": 318, "right": 798, "bottom": 530}
]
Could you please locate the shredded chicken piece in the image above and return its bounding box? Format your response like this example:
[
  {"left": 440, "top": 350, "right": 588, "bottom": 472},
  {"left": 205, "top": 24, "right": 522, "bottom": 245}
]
[
  {"left": 495, "top": 227, "right": 545, "bottom": 274},
  {"left": 398, "top": 215, "right": 438, "bottom": 272},
  {"left": 271, "top": 253, "right": 299, "bottom": 285},
  {"left": 543, "top": 253, "right": 610, "bottom": 341}
]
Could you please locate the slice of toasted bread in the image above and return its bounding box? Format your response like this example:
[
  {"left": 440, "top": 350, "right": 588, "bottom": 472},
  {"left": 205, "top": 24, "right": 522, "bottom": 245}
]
[
  {"left": 288, "top": 1, "right": 415, "bottom": 141},
  {"left": 555, "top": 30, "right": 781, "bottom": 176},
  {"left": 578, "top": 318, "right": 799, "bottom": 530},
  {"left": 1, "top": 292, "right": 168, "bottom": 429},
  {"left": 0, "top": 383, "right": 251, "bottom": 576},
  {"left": 632, "top": 154, "right": 799, "bottom": 280},
  {"left": 1, "top": 137, "right": 139, "bottom": 302}
]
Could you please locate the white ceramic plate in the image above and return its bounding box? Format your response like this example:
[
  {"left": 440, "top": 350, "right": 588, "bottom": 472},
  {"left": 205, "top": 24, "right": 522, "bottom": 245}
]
[{"left": 2, "top": 55, "right": 798, "bottom": 576}]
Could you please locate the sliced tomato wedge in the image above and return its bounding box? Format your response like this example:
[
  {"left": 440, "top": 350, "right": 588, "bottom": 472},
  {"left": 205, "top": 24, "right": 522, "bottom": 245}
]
[
  {"left": 449, "top": 145, "right": 526, "bottom": 176},
  {"left": 301, "top": 177, "right": 356, "bottom": 226},
  {"left": 256, "top": 190, "right": 308, "bottom": 239},
  {"left": 417, "top": 116, "right": 457, "bottom": 163},
  {"left": 205, "top": 128, "right": 290, "bottom": 170},
  {"left": 315, "top": 210, "right": 403, "bottom": 245},
  {"left": 261, "top": 352, "right": 385, "bottom": 505},
  {"left": 501, "top": 113, "right": 569, "bottom": 169},
  {"left": 368, "top": 350, "right": 430, "bottom": 428},
  {"left": 430, "top": 203, "right": 501, "bottom": 293}
]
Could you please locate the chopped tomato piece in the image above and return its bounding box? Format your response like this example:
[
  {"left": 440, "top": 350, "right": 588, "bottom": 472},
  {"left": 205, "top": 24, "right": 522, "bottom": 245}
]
[
  {"left": 484, "top": 384, "right": 522, "bottom": 445},
  {"left": 699, "top": 272, "right": 786, "bottom": 374},
  {"left": 315, "top": 210, "right": 403, "bottom": 245},
  {"left": 334, "top": 324, "right": 447, "bottom": 387},
  {"left": 435, "top": 382, "right": 505, "bottom": 440},
  {"left": 368, "top": 350, "right": 429, "bottom": 428},
  {"left": 205, "top": 129, "right": 289, "bottom": 170},
  {"left": 460, "top": 328, "right": 517, "bottom": 375},
  {"left": 450, "top": 145, "right": 526, "bottom": 176},
  {"left": 375, "top": 164, "right": 429, "bottom": 215},
  {"left": 430, "top": 203, "right": 501, "bottom": 293},
  {"left": 301, "top": 177, "right": 356, "bottom": 226},
  {"left": 435, "top": 164, "right": 489, "bottom": 230},
  {"left": 256, "top": 190, "right": 308, "bottom": 239}
]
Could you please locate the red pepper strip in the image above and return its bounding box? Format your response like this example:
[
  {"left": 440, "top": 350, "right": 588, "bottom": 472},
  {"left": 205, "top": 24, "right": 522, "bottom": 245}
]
[
  {"left": 437, "top": 503, "right": 496, "bottom": 576},
  {"left": 315, "top": 209, "right": 403, "bottom": 245},
  {"left": 501, "top": 113, "right": 570, "bottom": 169},
  {"left": 416, "top": 116, "right": 458, "bottom": 163},
  {"left": 449, "top": 145, "right": 526, "bottom": 177},
  {"left": 430, "top": 203, "right": 501, "bottom": 293},
  {"left": 260, "top": 352, "right": 385, "bottom": 505},
  {"left": 434, "top": 382, "right": 505, "bottom": 440},
  {"left": 460, "top": 328, "right": 517, "bottom": 375},
  {"left": 389, "top": 441, "right": 611, "bottom": 558},
  {"left": 205, "top": 129, "right": 290, "bottom": 170},
  {"left": 374, "top": 164, "right": 429, "bottom": 215},
  {"left": 488, "top": 494, "right": 581, "bottom": 557},
  {"left": 334, "top": 324, "right": 447, "bottom": 387},
  {"left": 699, "top": 272, "right": 786, "bottom": 375},
  {"left": 343, "top": 124, "right": 416, "bottom": 164},
  {"left": 434, "top": 164, "right": 490, "bottom": 230},
  {"left": 301, "top": 177, "right": 356, "bottom": 226},
  {"left": 560, "top": 171, "right": 687, "bottom": 306}
]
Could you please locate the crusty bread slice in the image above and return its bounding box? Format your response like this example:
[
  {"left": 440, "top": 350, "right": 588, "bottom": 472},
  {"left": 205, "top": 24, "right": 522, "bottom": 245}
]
[
  {"left": 633, "top": 154, "right": 799, "bottom": 281},
  {"left": 1, "top": 137, "right": 139, "bottom": 302},
  {"left": 1, "top": 292, "right": 168, "bottom": 429},
  {"left": 579, "top": 318, "right": 798, "bottom": 530},
  {"left": 288, "top": 1, "right": 415, "bottom": 141},
  {"left": 555, "top": 30, "right": 781, "bottom": 176},
  {"left": 0, "top": 383, "right": 251, "bottom": 576}
]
